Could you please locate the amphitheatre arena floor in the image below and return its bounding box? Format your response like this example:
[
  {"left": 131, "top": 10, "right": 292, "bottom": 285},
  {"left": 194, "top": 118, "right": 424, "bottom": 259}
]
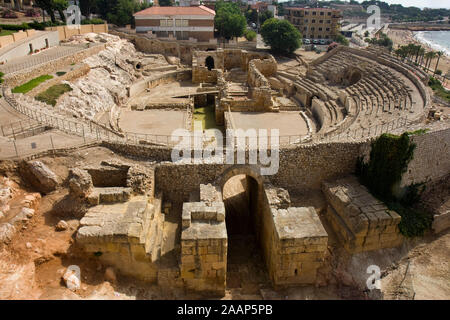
[
  {"left": 119, "top": 109, "right": 186, "bottom": 136},
  {"left": 230, "top": 111, "right": 309, "bottom": 137}
]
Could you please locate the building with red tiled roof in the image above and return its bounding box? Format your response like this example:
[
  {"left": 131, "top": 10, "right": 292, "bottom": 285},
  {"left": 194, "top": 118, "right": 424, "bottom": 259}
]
[{"left": 133, "top": 5, "right": 215, "bottom": 42}]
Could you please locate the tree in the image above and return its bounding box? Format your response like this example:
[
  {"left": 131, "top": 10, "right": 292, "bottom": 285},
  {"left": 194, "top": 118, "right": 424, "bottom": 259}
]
[
  {"left": 259, "top": 10, "right": 273, "bottom": 26},
  {"left": 97, "top": 0, "right": 144, "bottom": 26},
  {"left": 79, "top": 0, "right": 97, "bottom": 17},
  {"left": 245, "top": 8, "right": 258, "bottom": 24},
  {"left": 215, "top": 1, "right": 246, "bottom": 40},
  {"left": 260, "top": 18, "right": 302, "bottom": 55},
  {"left": 336, "top": 33, "right": 349, "bottom": 46},
  {"left": 434, "top": 51, "right": 444, "bottom": 76},
  {"left": 35, "top": 0, "right": 57, "bottom": 23},
  {"left": 53, "top": 0, "right": 69, "bottom": 23},
  {"left": 158, "top": 0, "right": 174, "bottom": 6}
]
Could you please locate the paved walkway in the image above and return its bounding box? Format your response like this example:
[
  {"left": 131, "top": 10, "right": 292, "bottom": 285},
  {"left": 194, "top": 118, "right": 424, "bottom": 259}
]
[
  {"left": 0, "top": 44, "right": 85, "bottom": 74},
  {"left": 0, "top": 129, "right": 91, "bottom": 159}
]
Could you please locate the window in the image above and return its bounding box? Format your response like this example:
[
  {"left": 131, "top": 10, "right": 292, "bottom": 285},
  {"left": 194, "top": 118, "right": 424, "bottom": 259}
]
[
  {"left": 320, "top": 12, "right": 324, "bottom": 16},
  {"left": 326, "top": 27, "right": 330, "bottom": 31},
  {"left": 305, "top": 11, "right": 309, "bottom": 15},
  {"left": 305, "top": 19, "right": 308, "bottom": 23},
  {"left": 176, "top": 19, "right": 188, "bottom": 27},
  {"left": 304, "top": 27, "right": 307, "bottom": 31},
  {"left": 328, "top": 12, "right": 331, "bottom": 16},
  {"left": 318, "top": 35, "right": 322, "bottom": 39},
  {"left": 319, "top": 20, "right": 323, "bottom": 23},
  {"left": 311, "top": 27, "right": 315, "bottom": 31},
  {"left": 327, "top": 20, "right": 331, "bottom": 23},
  {"left": 312, "top": 11, "right": 316, "bottom": 15},
  {"left": 312, "top": 19, "right": 315, "bottom": 23},
  {"left": 161, "top": 19, "right": 173, "bottom": 27},
  {"left": 319, "top": 27, "right": 322, "bottom": 31}
]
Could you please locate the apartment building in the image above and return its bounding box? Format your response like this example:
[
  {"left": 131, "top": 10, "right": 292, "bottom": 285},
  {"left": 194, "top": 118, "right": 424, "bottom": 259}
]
[
  {"left": 285, "top": 7, "right": 342, "bottom": 41},
  {"left": 133, "top": 5, "right": 215, "bottom": 42}
]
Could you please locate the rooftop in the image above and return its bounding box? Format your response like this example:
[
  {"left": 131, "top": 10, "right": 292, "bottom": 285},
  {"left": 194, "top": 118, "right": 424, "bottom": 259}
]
[{"left": 134, "top": 5, "right": 215, "bottom": 16}]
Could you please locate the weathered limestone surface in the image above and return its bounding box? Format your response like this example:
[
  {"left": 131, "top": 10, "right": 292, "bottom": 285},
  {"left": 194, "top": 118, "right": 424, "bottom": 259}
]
[
  {"left": 199, "top": 184, "right": 221, "bottom": 203},
  {"left": 76, "top": 194, "right": 163, "bottom": 281},
  {"left": 19, "top": 160, "right": 60, "bottom": 194},
  {"left": 322, "top": 175, "right": 403, "bottom": 253},
  {"left": 68, "top": 168, "right": 93, "bottom": 198},
  {"left": 271, "top": 207, "right": 328, "bottom": 286},
  {"left": 180, "top": 201, "right": 227, "bottom": 295}
]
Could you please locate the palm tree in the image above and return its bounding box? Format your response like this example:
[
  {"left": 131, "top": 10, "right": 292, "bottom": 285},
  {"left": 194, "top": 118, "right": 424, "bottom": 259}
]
[
  {"left": 419, "top": 48, "right": 425, "bottom": 67},
  {"left": 424, "top": 51, "right": 436, "bottom": 72},
  {"left": 434, "top": 51, "right": 444, "bottom": 76}
]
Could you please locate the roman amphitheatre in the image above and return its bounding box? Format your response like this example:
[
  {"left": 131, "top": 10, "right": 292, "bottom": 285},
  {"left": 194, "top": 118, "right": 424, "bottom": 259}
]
[{"left": 0, "top": 29, "right": 449, "bottom": 300}]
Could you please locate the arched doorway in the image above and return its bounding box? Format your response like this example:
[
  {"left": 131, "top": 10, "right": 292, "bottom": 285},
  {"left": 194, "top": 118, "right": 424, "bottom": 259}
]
[
  {"left": 220, "top": 167, "right": 269, "bottom": 291},
  {"left": 205, "top": 56, "right": 215, "bottom": 71}
]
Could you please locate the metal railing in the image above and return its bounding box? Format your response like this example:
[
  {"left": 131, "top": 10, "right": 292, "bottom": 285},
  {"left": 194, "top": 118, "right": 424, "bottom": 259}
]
[{"left": 1, "top": 86, "right": 412, "bottom": 160}]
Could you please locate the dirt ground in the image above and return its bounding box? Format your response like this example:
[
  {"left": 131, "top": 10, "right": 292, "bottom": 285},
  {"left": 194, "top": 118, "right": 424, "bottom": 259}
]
[
  {"left": 119, "top": 109, "right": 186, "bottom": 136},
  {"left": 0, "top": 148, "right": 449, "bottom": 300},
  {"left": 230, "top": 111, "right": 309, "bottom": 137}
]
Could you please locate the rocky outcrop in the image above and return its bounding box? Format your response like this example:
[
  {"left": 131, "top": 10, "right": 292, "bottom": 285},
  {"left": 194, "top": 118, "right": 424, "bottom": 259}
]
[
  {"left": 126, "top": 165, "right": 153, "bottom": 195},
  {"left": 19, "top": 161, "right": 60, "bottom": 194},
  {"left": 68, "top": 168, "right": 93, "bottom": 199}
]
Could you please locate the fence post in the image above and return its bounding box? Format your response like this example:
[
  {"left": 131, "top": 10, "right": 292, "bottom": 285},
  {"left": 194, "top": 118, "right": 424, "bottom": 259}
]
[
  {"left": 50, "top": 135, "right": 55, "bottom": 151},
  {"left": 82, "top": 125, "right": 86, "bottom": 143},
  {"left": 13, "top": 140, "right": 18, "bottom": 158}
]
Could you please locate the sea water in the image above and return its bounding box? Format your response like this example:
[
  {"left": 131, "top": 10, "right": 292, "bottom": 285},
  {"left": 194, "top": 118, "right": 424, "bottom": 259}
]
[{"left": 414, "top": 30, "right": 450, "bottom": 56}]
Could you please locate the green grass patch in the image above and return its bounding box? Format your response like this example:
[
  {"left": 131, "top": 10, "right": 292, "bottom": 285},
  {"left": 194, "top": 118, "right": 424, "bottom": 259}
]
[
  {"left": 192, "top": 105, "right": 220, "bottom": 130},
  {"left": 12, "top": 75, "right": 53, "bottom": 93},
  {"left": 0, "top": 30, "right": 15, "bottom": 36},
  {"left": 429, "top": 77, "right": 450, "bottom": 103},
  {"left": 35, "top": 83, "right": 72, "bottom": 106},
  {"left": 56, "top": 71, "right": 66, "bottom": 77}
]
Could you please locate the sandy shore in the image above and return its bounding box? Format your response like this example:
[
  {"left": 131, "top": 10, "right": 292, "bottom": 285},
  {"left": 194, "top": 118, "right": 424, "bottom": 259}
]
[{"left": 387, "top": 28, "right": 450, "bottom": 77}]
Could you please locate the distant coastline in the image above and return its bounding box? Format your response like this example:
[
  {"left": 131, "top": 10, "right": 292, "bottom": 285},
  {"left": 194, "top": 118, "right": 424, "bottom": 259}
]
[
  {"left": 389, "top": 24, "right": 450, "bottom": 32},
  {"left": 414, "top": 31, "right": 450, "bottom": 57}
]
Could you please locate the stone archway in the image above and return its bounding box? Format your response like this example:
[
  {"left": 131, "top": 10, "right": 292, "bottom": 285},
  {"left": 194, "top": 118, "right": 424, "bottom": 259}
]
[
  {"left": 218, "top": 165, "right": 270, "bottom": 289},
  {"left": 205, "top": 55, "right": 215, "bottom": 71}
]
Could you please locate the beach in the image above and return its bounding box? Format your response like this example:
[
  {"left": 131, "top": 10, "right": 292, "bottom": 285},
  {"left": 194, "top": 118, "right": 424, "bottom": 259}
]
[{"left": 387, "top": 28, "right": 450, "bottom": 77}]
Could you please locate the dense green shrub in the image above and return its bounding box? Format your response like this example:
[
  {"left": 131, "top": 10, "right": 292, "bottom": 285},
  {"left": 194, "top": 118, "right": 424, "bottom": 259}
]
[
  {"left": 356, "top": 132, "right": 433, "bottom": 237},
  {"left": 81, "top": 18, "right": 105, "bottom": 25},
  {"left": 244, "top": 29, "right": 256, "bottom": 41}
]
